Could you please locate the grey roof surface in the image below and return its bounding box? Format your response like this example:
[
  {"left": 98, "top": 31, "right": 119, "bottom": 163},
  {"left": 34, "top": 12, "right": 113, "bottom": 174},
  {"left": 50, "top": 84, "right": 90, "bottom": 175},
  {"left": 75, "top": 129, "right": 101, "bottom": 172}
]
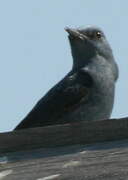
[{"left": 0, "top": 118, "right": 128, "bottom": 179}]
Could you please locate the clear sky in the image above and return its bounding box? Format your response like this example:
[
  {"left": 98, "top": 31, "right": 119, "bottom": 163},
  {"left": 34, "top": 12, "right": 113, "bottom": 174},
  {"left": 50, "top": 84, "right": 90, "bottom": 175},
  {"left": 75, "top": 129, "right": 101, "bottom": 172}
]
[{"left": 0, "top": 0, "right": 127, "bottom": 132}]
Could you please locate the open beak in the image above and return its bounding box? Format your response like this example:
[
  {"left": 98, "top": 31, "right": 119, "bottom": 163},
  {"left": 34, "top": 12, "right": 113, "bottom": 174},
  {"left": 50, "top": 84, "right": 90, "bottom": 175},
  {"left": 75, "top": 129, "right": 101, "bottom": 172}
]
[{"left": 65, "top": 27, "right": 88, "bottom": 41}]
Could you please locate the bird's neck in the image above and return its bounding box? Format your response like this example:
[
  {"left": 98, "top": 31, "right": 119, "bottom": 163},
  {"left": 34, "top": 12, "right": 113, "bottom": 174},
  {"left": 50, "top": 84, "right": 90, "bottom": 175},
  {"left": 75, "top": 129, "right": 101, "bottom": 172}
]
[{"left": 72, "top": 55, "right": 92, "bottom": 71}]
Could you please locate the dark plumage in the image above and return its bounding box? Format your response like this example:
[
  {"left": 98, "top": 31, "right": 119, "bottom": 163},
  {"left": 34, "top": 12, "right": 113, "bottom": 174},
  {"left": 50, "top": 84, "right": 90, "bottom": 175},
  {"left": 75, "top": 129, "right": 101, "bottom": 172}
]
[{"left": 14, "top": 26, "right": 119, "bottom": 130}]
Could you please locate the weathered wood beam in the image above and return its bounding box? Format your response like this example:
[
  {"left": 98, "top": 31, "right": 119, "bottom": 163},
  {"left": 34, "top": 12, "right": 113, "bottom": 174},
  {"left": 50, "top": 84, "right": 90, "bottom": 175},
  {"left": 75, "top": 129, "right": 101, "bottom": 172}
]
[{"left": 0, "top": 117, "right": 128, "bottom": 154}]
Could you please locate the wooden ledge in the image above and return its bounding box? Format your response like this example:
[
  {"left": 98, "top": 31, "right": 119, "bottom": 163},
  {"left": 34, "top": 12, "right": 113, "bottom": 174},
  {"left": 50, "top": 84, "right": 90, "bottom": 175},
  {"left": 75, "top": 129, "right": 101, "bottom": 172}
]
[{"left": 0, "top": 117, "right": 128, "bottom": 154}]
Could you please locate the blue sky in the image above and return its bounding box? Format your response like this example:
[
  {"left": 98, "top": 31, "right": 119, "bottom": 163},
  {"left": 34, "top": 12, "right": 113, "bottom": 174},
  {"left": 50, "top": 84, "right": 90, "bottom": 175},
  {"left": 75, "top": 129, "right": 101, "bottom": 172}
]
[{"left": 0, "top": 0, "right": 127, "bottom": 132}]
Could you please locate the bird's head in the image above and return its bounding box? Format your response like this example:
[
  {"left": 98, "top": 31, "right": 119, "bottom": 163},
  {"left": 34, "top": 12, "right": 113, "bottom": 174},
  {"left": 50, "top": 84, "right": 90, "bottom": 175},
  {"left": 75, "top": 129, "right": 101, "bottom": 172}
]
[{"left": 65, "top": 26, "right": 114, "bottom": 69}]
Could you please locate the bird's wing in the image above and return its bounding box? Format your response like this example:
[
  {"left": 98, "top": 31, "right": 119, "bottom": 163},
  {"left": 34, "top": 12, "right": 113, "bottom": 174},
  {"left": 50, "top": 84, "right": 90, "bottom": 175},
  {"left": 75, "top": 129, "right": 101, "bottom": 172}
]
[{"left": 15, "top": 69, "right": 93, "bottom": 130}]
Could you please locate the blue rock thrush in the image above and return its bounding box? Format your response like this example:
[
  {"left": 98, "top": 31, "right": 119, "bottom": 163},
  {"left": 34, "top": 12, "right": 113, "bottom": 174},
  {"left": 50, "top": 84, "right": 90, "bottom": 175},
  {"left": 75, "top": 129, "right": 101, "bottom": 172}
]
[{"left": 14, "top": 26, "right": 119, "bottom": 130}]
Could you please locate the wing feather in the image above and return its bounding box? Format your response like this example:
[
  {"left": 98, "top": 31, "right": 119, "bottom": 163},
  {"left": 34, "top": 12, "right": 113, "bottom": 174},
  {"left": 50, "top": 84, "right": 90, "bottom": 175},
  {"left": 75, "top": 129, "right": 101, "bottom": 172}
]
[{"left": 15, "top": 70, "right": 93, "bottom": 129}]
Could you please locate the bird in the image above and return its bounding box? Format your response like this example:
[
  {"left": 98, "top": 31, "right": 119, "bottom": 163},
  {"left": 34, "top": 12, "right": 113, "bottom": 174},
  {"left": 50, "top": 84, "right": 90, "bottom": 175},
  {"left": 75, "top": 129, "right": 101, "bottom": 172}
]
[{"left": 14, "top": 26, "right": 119, "bottom": 130}]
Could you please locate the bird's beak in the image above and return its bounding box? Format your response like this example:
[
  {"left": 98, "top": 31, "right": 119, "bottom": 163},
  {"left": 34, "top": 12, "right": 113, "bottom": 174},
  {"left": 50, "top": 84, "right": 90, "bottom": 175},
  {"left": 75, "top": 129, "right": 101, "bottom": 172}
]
[{"left": 65, "top": 27, "right": 88, "bottom": 41}]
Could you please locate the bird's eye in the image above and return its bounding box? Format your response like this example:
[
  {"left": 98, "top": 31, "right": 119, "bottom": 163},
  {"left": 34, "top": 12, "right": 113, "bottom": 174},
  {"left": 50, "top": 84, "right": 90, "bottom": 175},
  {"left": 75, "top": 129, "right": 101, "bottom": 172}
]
[{"left": 96, "top": 31, "right": 102, "bottom": 39}]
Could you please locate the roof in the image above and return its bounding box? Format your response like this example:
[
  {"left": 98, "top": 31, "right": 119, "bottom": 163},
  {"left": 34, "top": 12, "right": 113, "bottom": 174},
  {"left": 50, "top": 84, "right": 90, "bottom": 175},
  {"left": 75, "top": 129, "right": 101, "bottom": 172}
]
[{"left": 0, "top": 117, "right": 128, "bottom": 179}]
